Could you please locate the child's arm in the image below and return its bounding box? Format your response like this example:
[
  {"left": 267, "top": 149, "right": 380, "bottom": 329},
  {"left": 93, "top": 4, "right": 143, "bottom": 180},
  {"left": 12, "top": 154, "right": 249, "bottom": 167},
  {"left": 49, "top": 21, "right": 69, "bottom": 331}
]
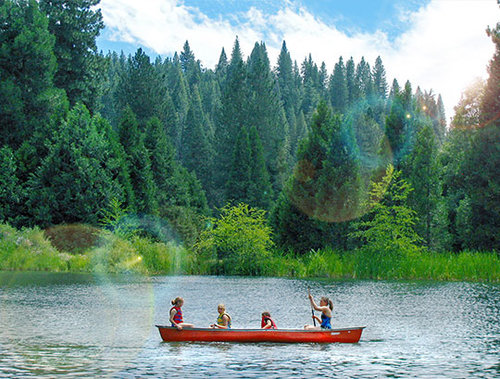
[
  {"left": 169, "top": 309, "right": 182, "bottom": 330},
  {"left": 262, "top": 320, "right": 272, "bottom": 329}
]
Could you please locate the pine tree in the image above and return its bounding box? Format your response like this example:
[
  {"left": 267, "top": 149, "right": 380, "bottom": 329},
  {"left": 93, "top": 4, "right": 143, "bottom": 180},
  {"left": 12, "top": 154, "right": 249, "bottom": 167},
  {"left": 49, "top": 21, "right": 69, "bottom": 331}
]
[
  {"left": 27, "top": 104, "right": 124, "bottom": 226},
  {"left": 248, "top": 126, "right": 273, "bottom": 209},
  {"left": 215, "top": 37, "right": 248, "bottom": 204},
  {"left": 181, "top": 86, "right": 213, "bottom": 195},
  {"left": 0, "top": 146, "right": 20, "bottom": 223},
  {"left": 226, "top": 126, "right": 252, "bottom": 203},
  {"left": 115, "top": 48, "right": 163, "bottom": 126},
  {"left": 144, "top": 116, "right": 177, "bottom": 208},
  {"left": 461, "top": 24, "right": 500, "bottom": 251},
  {"left": 117, "top": 107, "right": 158, "bottom": 215},
  {"left": 329, "top": 56, "right": 348, "bottom": 114},
  {"left": 0, "top": 0, "right": 67, "bottom": 149},
  {"left": 39, "top": 0, "right": 105, "bottom": 112},
  {"left": 355, "top": 57, "right": 373, "bottom": 99},
  {"left": 345, "top": 57, "right": 356, "bottom": 106},
  {"left": 406, "top": 124, "right": 441, "bottom": 248}
]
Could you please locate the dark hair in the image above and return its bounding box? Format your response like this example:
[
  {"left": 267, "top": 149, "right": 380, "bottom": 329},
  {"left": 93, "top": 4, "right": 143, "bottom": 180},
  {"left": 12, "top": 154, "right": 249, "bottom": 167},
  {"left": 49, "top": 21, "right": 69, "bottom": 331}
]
[
  {"left": 321, "top": 297, "right": 333, "bottom": 310},
  {"left": 262, "top": 311, "right": 271, "bottom": 317}
]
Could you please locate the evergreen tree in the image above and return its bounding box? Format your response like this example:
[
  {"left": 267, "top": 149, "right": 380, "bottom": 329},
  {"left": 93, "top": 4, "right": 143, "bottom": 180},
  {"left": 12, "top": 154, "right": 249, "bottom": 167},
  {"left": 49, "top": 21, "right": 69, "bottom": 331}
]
[
  {"left": 27, "top": 104, "right": 124, "bottom": 226},
  {"left": 39, "top": 0, "right": 105, "bottom": 112},
  {"left": 355, "top": 57, "right": 373, "bottom": 99},
  {"left": 181, "top": 86, "right": 213, "bottom": 195},
  {"left": 345, "top": 57, "right": 356, "bottom": 106},
  {"left": 406, "top": 124, "right": 441, "bottom": 248},
  {"left": 247, "top": 42, "right": 290, "bottom": 193},
  {"left": 329, "top": 56, "right": 348, "bottom": 114},
  {"left": 0, "top": 0, "right": 67, "bottom": 149},
  {"left": 372, "top": 56, "right": 388, "bottom": 100},
  {"left": 117, "top": 107, "right": 158, "bottom": 215},
  {"left": 144, "top": 116, "right": 177, "bottom": 208},
  {"left": 115, "top": 48, "right": 163, "bottom": 126},
  {"left": 273, "top": 101, "right": 361, "bottom": 252},
  {"left": 215, "top": 37, "right": 248, "bottom": 204},
  {"left": 0, "top": 146, "right": 20, "bottom": 223},
  {"left": 226, "top": 126, "right": 252, "bottom": 203},
  {"left": 248, "top": 126, "right": 273, "bottom": 209},
  {"left": 461, "top": 24, "right": 500, "bottom": 251}
]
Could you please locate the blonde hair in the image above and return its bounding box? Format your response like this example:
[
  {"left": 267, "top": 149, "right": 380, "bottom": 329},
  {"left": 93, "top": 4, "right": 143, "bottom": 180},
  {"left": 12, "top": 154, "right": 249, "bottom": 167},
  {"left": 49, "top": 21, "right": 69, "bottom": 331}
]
[
  {"left": 321, "top": 297, "right": 333, "bottom": 310},
  {"left": 218, "top": 303, "right": 226, "bottom": 310},
  {"left": 171, "top": 297, "right": 183, "bottom": 306}
]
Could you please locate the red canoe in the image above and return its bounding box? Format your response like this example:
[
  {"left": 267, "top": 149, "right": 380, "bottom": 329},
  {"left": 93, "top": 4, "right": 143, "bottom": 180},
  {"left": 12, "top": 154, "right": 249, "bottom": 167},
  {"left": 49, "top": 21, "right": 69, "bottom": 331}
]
[{"left": 155, "top": 325, "right": 365, "bottom": 343}]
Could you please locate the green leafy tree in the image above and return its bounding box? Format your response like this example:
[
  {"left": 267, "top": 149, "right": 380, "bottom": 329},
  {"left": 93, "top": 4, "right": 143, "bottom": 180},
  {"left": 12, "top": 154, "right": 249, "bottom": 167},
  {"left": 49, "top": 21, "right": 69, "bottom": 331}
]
[
  {"left": 195, "top": 203, "right": 273, "bottom": 275},
  {"left": 350, "top": 165, "right": 422, "bottom": 254}
]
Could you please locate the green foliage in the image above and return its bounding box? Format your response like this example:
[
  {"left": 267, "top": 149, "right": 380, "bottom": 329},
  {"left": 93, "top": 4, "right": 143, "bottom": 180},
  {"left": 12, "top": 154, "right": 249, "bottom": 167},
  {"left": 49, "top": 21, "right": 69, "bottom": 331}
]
[
  {"left": 350, "top": 165, "right": 423, "bottom": 255},
  {"left": 0, "top": 0, "right": 66, "bottom": 148},
  {"left": 0, "top": 223, "right": 69, "bottom": 271},
  {"left": 406, "top": 124, "right": 441, "bottom": 248},
  {"left": 39, "top": 0, "right": 105, "bottom": 112},
  {"left": 117, "top": 107, "right": 158, "bottom": 215},
  {"left": 195, "top": 203, "right": 273, "bottom": 275},
  {"left": 27, "top": 104, "right": 124, "bottom": 227},
  {"left": 99, "top": 198, "right": 138, "bottom": 239},
  {"left": 0, "top": 146, "right": 20, "bottom": 223}
]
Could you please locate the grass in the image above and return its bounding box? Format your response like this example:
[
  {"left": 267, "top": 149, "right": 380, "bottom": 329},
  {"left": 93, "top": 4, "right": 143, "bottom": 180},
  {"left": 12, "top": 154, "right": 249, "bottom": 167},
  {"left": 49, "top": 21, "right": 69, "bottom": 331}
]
[{"left": 0, "top": 223, "right": 498, "bottom": 282}]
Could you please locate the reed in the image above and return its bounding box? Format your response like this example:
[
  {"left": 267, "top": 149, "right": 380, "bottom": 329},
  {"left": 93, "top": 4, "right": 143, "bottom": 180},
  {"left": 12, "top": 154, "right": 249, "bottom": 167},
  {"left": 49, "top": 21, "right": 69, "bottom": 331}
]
[{"left": 1, "top": 223, "right": 498, "bottom": 282}]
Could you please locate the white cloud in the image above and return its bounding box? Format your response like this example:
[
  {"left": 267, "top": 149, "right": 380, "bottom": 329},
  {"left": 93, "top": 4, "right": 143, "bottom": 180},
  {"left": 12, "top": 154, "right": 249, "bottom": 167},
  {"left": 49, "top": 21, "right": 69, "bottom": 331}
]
[{"left": 100, "top": 0, "right": 499, "bottom": 120}]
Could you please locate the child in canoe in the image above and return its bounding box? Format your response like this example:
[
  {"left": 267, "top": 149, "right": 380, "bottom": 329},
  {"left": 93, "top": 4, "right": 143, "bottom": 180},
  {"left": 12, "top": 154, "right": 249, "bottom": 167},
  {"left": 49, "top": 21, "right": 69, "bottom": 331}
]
[
  {"left": 170, "top": 297, "right": 194, "bottom": 330},
  {"left": 304, "top": 293, "right": 332, "bottom": 330},
  {"left": 261, "top": 311, "right": 277, "bottom": 329},
  {"left": 210, "top": 303, "right": 232, "bottom": 329}
]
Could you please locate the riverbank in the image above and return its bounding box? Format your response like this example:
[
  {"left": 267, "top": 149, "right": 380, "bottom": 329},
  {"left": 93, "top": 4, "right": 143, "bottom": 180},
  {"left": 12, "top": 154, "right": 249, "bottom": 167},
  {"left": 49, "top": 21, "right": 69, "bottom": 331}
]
[{"left": 0, "top": 223, "right": 498, "bottom": 282}]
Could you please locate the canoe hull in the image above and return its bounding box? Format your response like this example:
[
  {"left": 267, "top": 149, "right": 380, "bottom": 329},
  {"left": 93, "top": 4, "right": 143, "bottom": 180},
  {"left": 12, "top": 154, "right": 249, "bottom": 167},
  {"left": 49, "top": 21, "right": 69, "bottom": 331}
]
[{"left": 155, "top": 326, "right": 364, "bottom": 343}]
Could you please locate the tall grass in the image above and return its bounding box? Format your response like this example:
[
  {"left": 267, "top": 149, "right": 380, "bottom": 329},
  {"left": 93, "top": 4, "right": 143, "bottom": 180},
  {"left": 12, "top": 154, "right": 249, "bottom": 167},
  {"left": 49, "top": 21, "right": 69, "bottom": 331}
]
[
  {"left": 1, "top": 223, "right": 498, "bottom": 282},
  {"left": 0, "top": 223, "right": 194, "bottom": 275}
]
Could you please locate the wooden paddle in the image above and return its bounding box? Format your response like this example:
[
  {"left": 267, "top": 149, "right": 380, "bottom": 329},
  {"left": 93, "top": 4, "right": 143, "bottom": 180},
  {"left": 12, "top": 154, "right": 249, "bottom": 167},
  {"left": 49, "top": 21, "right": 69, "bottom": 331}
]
[{"left": 308, "top": 287, "right": 316, "bottom": 327}]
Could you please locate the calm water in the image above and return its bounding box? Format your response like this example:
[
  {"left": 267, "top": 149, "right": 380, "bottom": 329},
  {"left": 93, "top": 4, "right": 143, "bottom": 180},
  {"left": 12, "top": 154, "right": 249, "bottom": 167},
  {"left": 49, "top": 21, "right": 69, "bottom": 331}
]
[{"left": 0, "top": 272, "right": 498, "bottom": 378}]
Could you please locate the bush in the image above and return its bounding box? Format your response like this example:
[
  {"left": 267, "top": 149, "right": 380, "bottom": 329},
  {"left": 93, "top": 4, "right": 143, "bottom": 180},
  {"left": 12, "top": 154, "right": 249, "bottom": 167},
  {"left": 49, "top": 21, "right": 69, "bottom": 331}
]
[
  {"left": 44, "top": 224, "right": 101, "bottom": 254},
  {"left": 195, "top": 203, "right": 273, "bottom": 275}
]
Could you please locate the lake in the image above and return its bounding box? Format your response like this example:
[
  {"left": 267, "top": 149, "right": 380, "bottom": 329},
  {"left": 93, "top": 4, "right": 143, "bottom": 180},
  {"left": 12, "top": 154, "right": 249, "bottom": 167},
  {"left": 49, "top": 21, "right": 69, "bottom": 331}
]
[{"left": 0, "top": 272, "right": 498, "bottom": 377}]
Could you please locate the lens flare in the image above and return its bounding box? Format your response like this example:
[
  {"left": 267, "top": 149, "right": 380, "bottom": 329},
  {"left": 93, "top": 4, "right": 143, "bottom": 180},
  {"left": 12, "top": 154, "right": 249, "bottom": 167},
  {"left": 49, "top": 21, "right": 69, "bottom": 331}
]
[{"left": 288, "top": 96, "right": 393, "bottom": 223}]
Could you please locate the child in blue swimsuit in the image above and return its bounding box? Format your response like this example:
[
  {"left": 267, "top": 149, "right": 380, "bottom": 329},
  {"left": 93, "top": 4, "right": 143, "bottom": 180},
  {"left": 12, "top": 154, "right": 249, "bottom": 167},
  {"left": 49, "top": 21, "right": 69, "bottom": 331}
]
[{"left": 304, "top": 294, "right": 333, "bottom": 330}]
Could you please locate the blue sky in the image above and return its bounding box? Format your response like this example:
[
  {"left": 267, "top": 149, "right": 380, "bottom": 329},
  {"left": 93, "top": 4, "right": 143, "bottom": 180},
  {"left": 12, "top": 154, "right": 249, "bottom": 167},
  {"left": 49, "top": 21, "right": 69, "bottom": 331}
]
[{"left": 97, "top": 0, "right": 499, "bottom": 120}]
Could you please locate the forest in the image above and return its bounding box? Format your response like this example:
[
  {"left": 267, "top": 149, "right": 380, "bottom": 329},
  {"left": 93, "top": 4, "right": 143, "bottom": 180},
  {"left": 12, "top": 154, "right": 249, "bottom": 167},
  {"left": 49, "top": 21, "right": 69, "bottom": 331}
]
[{"left": 0, "top": 0, "right": 498, "bottom": 279}]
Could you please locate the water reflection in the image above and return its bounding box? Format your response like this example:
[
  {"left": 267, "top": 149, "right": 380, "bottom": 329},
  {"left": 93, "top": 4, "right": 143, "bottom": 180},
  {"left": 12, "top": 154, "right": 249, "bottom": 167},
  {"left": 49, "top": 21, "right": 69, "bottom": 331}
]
[{"left": 0, "top": 273, "right": 498, "bottom": 377}]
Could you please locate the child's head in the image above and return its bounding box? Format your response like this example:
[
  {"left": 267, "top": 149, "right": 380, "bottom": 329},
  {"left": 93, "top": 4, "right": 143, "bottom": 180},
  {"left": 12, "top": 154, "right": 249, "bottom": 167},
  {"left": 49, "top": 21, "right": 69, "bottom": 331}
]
[
  {"left": 320, "top": 297, "right": 333, "bottom": 310},
  {"left": 261, "top": 311, "right": 271, "bottom": 318},
  {"left": 217, "top": 304, "right": 226, "bottom": 313},
  {"left": 171, "top": 297, "right": 184, "bottom": 306}
]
